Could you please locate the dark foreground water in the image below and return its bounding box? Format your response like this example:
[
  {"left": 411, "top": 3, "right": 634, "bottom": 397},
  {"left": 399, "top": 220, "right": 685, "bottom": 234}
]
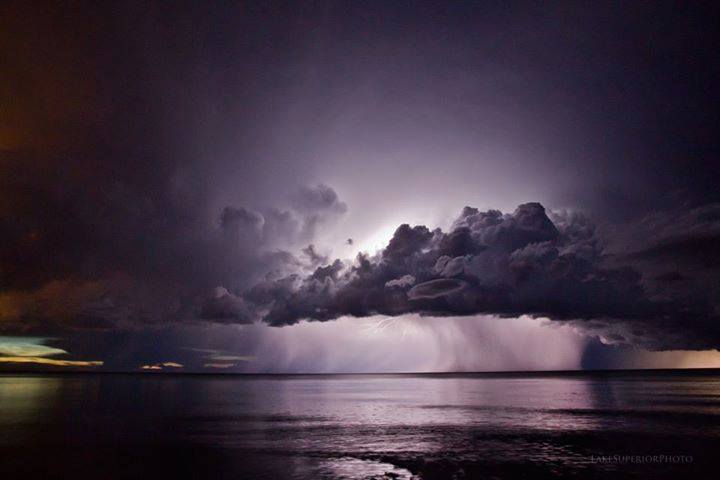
[{"left": 1, "top": 371, "right": 720, "bottom": 479}]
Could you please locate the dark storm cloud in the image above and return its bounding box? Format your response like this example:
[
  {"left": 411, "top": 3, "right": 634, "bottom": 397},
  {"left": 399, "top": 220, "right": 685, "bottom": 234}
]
[
  {"left": 0, "top": 1, "right": 353, "bottom": 334},
  {"left": 198, "top": 287, "right": 253, "bottom": 324},
  {"left": 0, "top": 133, "right": 346, "bottom": 332},
  {"left": 301, "top": 244, "right": 329, "bottom": 267},
  {"left": 0, "top": 3, "right": 350, "bottom": 332},
  {"left": 245, "top": 202, "right": 720, "bottom": 350}
]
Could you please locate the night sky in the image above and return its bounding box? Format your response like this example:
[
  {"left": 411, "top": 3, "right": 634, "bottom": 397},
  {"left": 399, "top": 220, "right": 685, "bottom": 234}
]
[{"left": 1, "top": 1, "right": 719, "bottom": 372}]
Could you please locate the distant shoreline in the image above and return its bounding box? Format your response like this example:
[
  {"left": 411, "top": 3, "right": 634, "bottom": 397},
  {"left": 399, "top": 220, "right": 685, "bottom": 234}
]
[{"left": 2, "top": 367, "right": 720, "bottom": 378}]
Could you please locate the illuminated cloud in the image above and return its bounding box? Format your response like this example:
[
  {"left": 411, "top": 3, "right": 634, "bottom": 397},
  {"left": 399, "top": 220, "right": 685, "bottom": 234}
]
[
  {"left": 0, "top": 336, "right": 67, "bottom": 357},
  {"left": 0, "top": 357, "right": 102, "bottom": 367},
  {"left": 0, "top": 336, "right": 102, "bottom": 368},
  {"left": 140, "top": 361, "right": 184, "bottom": 371},
  {"left": 203, "top": 363, "right": 237, "bottom": 369},
  {"left": 245, "top": 203, "right": 720, "bottom": 350}
]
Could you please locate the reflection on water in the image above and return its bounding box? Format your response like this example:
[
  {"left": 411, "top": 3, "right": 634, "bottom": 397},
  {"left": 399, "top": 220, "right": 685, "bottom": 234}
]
[
  {"left": 0, "top": 376, "right": 60, "bottom": 429},
  {"left": 1, "top": 372, "right": 719, "bottom": 479}
]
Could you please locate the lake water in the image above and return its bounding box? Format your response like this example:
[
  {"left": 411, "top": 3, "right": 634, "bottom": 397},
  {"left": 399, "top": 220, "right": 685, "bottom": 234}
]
[{"left": 1, "top": 371, "right": 719, "bottom": 479}]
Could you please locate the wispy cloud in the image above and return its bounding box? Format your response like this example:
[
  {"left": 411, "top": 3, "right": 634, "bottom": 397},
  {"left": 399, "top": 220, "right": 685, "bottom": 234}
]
[
  {"left": 0, "top": 336, "right": 101, "bottom": 367},
  {"left": 203, "top": 363, "right": 237, "bottom": 369},
  {"left": 183, "top": 347, "right": 256, "bottom": 368},
  {"left": 139, "top": 361, "right": 183, "bottom": 371},
  {"left": 0, "top": 357, "right": 102, "bottom": 367},
  {"left": 0, "top": 336, "right": 67, "bottom": 357}
]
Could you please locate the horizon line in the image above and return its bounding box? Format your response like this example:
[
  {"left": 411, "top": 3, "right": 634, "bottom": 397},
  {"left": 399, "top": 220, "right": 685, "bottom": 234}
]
[{"left": 2, "top": 366, "right": 720, "bottom": 377}]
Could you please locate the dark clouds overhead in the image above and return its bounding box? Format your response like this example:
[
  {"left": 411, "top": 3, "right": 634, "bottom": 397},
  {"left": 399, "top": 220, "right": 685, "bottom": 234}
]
[
  {"left": 0, "top": 178, "right": 345, "bottom": 333},
  {"left": 245, "top": 202, "right": 720, "bottom": 350}
]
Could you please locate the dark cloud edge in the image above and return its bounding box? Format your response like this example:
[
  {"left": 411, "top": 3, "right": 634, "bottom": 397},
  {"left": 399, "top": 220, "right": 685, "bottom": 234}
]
[{"left": 241, "top": 202, "right": 720, "bottom": 351}]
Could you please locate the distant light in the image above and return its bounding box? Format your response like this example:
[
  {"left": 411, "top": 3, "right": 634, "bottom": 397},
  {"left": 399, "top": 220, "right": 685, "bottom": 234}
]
[
  {"left": 0, "top": 336, "right": 67, "bottom": 358},
  {"left": 139, "top": 361, "right": 184, "bottom": 370},
  {"left": 0, "top": 357, "right": 102, "bottom": 367},
  {"left": 355, "top": 224, "right": 397, "bottom": 256}
]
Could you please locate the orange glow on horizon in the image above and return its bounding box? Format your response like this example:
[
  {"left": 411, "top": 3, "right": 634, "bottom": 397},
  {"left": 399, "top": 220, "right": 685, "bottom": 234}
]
[{"left": 140, "top": 362, "right": 184, "bottom": 370}]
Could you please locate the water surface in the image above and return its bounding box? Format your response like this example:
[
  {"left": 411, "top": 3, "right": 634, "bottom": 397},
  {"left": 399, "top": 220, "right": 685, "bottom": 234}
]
[{"left": 1, "top": 371, "right": 719, "bottom": 479}]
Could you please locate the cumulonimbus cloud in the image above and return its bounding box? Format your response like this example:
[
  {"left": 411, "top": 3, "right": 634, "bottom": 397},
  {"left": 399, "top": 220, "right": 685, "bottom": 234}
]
[
  {"left": 0, "top": 152, "right": 347, "bottom": 332},
  {"left": 3, "top": 147, "right": 718, "bottom": 354},
  {"left": 244, "top": 202, "right": 720, "bottom": 350}
]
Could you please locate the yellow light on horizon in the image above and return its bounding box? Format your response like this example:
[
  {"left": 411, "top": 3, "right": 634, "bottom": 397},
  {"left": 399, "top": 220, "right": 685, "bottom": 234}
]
[{"left": 0, "top": 356, "right": 103, "bottom": 367}]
